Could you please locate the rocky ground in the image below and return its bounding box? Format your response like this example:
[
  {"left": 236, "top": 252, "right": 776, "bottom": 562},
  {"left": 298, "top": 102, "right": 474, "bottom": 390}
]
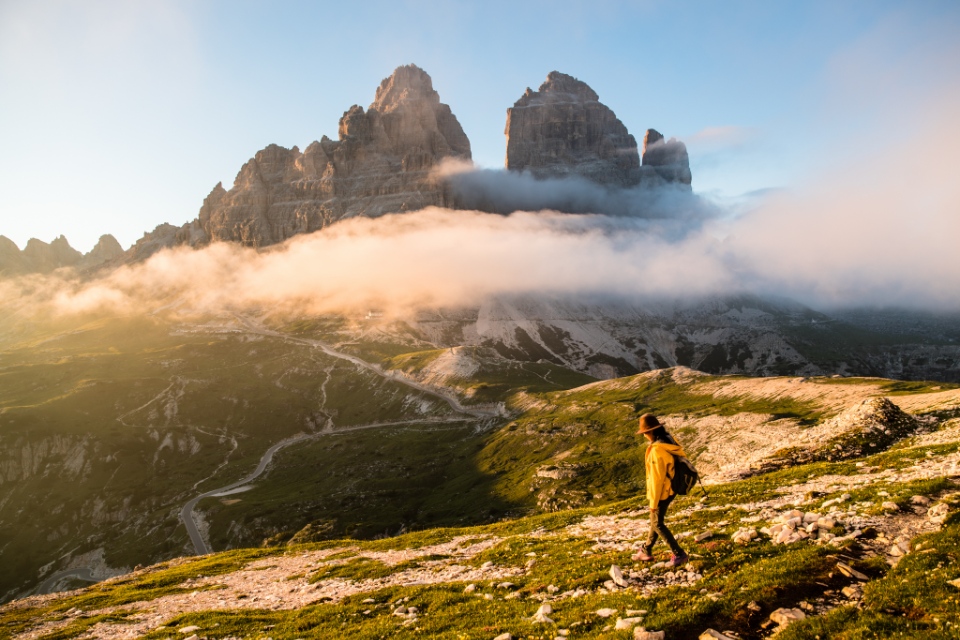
[{"left": 3, "top": 374, "right": 960, "bottom": 639}]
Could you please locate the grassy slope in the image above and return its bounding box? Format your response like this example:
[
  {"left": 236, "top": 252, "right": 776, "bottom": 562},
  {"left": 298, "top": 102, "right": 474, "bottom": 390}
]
[{"left": 3, "top": 438, "right": 958, "bottom": 640}]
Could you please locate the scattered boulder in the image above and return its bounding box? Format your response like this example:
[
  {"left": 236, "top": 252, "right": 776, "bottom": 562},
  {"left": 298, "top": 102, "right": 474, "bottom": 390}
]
[
  {"left": 610, "top": 564, "right": 629, "bottom": 588},
  {"left": 769, "top": 607, "right": 806, "bottom": 627},
  {"left": 596, "top": 608, "right": 618, "bottom": 618},
  {"left": 836, "top": 562, "right": 868, "bottom": 581},
  {"left": 634, "top": 628, "right": 665, "bottom": 640},
  {"left": 532, "top": 603, "right": 554, "bottom": 624},
  {"left": 694, "top": 530, "right": 715, "bottom": 543},
  {"left": 700, "top": 631, "right": 736, "bottom": 640},
  {"left": 928, "top": 502, "right": 950, "bottom": 524},
  {"left": 731, "top": 527, "right": 758, "bottom": 544},
  {"left": 616, "top": 617, "right": 644, "bottom": 630}
]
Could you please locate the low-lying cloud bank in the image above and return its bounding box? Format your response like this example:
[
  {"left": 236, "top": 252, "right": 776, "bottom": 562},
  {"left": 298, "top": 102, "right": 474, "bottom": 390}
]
[{"left": 437, "top": 159, "right": 719, "bottom": 240}]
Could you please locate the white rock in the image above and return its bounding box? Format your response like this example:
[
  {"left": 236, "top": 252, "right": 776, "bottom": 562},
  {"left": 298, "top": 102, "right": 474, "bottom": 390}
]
[
  {"left": 928, "top": 503, "right": 950, "bottom": 523},
  {"left": 481, "top": 561, "right": 494, "bottom": 569},
  {"left": 596, "top": 608, "right": 618, "bottom": 618},
  {"left": 494, "top": 634, "right": 512, "bottom": 640},
  {"left": 770, "top": 607, "right": 806, "bottom": 626},
  {"left": 803, "top": 512, "right": 819, "bottom": 523},
  {"left": 911, "top": 495, "right": 931, "bottom": 506},
  {"left": 881, "top": 502, "right": 900, "bottom": 512},
  {"left": 179, "top": 628, "right": 201, "bottom": 634},
  {"left": 547, "top": 584, "right": 560, "bottom": 593},
  {"left": 889, "top": 541, "right": 909, "bottom": 556},
  {"left": 464, "top": 584, "right": 476, "bottom": 593},
  {"left": 695, "top": 530, "right": 715, "bottom": 542},
  {"left": 817, "top": 517, "right": 836, "bottom": 529},
  {"left": 842, "top": 585, "right": 862, "bottom": 598},
  {"left": 610, "top": 565, "right": 629, "bottom": 588},
  {"left": 700, "top": 630, "right": 736, "bottom": 640},
  {"left": 836, "top": 562, "right": 868, "bottom": 580},
  {"left": 634, "top": 629, "right": 665, "bottom": 640},
  {"left": 948, "top": 578, "right": 960, "bottom": 589},
  {"left": 616, "top": 617, "right": 644, "bottom": 630},
  {"left": 532, "top": 612, "right": 554, "bottom": 624},
  {"left": 185, "top": 636, "right": 198, "bottom": 640},
  {"left": 537, "top": 604, "right": 554, "bottom": 615}
]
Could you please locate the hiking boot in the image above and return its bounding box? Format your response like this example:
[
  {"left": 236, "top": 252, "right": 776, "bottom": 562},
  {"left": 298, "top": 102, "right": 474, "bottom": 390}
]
[
  {"left": 632, "top": 549, "right": 654, "bottom": 562},
  {"left": 666, "top": 552, "right": 689, "bottom": 567}
]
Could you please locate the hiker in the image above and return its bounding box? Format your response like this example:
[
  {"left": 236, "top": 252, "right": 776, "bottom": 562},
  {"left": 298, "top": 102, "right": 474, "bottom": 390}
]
[{"left": 632, "top": 413, "right": 689, "bottom": 567}]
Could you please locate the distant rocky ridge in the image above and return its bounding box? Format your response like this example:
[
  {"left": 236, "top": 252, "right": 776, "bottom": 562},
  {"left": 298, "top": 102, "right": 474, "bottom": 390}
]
[
  {"left": 0, "top": 234, "right": 122, "bottom": 276},
  {"left": 504, "top": 71, "right": 691, "bottom": 188}
]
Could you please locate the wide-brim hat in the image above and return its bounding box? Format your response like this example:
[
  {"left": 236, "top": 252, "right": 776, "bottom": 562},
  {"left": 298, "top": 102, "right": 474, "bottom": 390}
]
[{"left": 637, "top": 413, "right": 662, "bottom": 434}]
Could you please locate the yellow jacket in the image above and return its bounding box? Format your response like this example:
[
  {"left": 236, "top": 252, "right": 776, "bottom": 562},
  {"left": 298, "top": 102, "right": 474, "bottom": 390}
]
[{"left": 645, "top": 441, "right": 687, "bottom": 510}]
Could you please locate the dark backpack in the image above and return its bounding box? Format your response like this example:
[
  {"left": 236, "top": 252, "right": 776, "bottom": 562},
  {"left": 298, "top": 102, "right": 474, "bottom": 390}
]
[{"left": 670, "top": 454, "right": 700, "bottom": 496}]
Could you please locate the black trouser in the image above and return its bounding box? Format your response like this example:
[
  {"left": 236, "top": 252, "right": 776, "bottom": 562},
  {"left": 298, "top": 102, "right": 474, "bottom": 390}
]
[{"left": 645, "top": 494, "right": 684, "bottom": 555}]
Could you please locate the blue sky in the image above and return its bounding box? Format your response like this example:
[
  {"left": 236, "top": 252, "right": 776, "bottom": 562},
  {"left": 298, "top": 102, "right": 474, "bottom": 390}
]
[{"left": 1, "top": 0, "right": 958, "bottom": 251}]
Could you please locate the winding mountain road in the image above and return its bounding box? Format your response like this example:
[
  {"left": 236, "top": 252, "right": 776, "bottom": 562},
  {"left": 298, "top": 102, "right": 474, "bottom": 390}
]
[
  {"left": 180, "top": 319, "right": 499, "bottom": 555},
  {"left": 233, "top": 316, "right": 500, "bottom": 419}
]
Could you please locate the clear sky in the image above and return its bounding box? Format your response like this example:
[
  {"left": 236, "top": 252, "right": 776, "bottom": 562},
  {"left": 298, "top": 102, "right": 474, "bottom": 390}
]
[{"left": 1, "top": 0, "right": 958, "bottom": 252}]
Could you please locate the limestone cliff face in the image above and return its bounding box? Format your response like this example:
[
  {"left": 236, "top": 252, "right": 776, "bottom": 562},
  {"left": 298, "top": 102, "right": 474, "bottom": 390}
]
[
  {"left": 504, "top": 71, "right": 691, "bottom": 189},
  {"left": 505, "top": 72, "right": 641, "bottom": 187},
  {"left": 641, "top": 128, "right": 692, "bottom": 187},
  {"left": 173, "top": 64, "right": 471, "bottom": 248}
]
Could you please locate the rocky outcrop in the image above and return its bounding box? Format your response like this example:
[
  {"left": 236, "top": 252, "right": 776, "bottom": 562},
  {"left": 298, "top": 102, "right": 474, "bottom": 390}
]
[
  {"left": 641, "top": 128, "right": 692, "bottom": 187},
  {"left": 155, "top": 64, "right": 471, "bottom": 249},
  {"left": 79, "top": 234, "right": 124, "bottom": 269},
  {"left": 504, "top": 71, "right": 691, "bottom": 189},
  {"left": 0, "top": 235, "right": 27, "bottom": 275},
  {"left": 22, "top": 236, "right": 82, "bottom": 273},
  {"left": 505, "top": 71, "right": 641, "bottom": 187},
  {"left": 126, "top": 224, "right": 180, "bottom": 263}
]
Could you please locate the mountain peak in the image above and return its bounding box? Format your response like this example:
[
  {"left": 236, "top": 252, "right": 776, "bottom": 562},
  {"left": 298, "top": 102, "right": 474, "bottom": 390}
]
[{"left": 371, "top": 64, "right": 439, "bottom": 113}]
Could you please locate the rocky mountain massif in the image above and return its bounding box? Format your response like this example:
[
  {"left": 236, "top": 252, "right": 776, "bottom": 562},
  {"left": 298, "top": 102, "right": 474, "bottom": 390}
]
[
  {"left": 505, "top": 71, "right": 691, "bottom": 188},
  {"left": 126, "top": 64, "right": 472, "bottom": 260},
  {"left": 3, "top": 65, "right": 693, "bottom": 269}
]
